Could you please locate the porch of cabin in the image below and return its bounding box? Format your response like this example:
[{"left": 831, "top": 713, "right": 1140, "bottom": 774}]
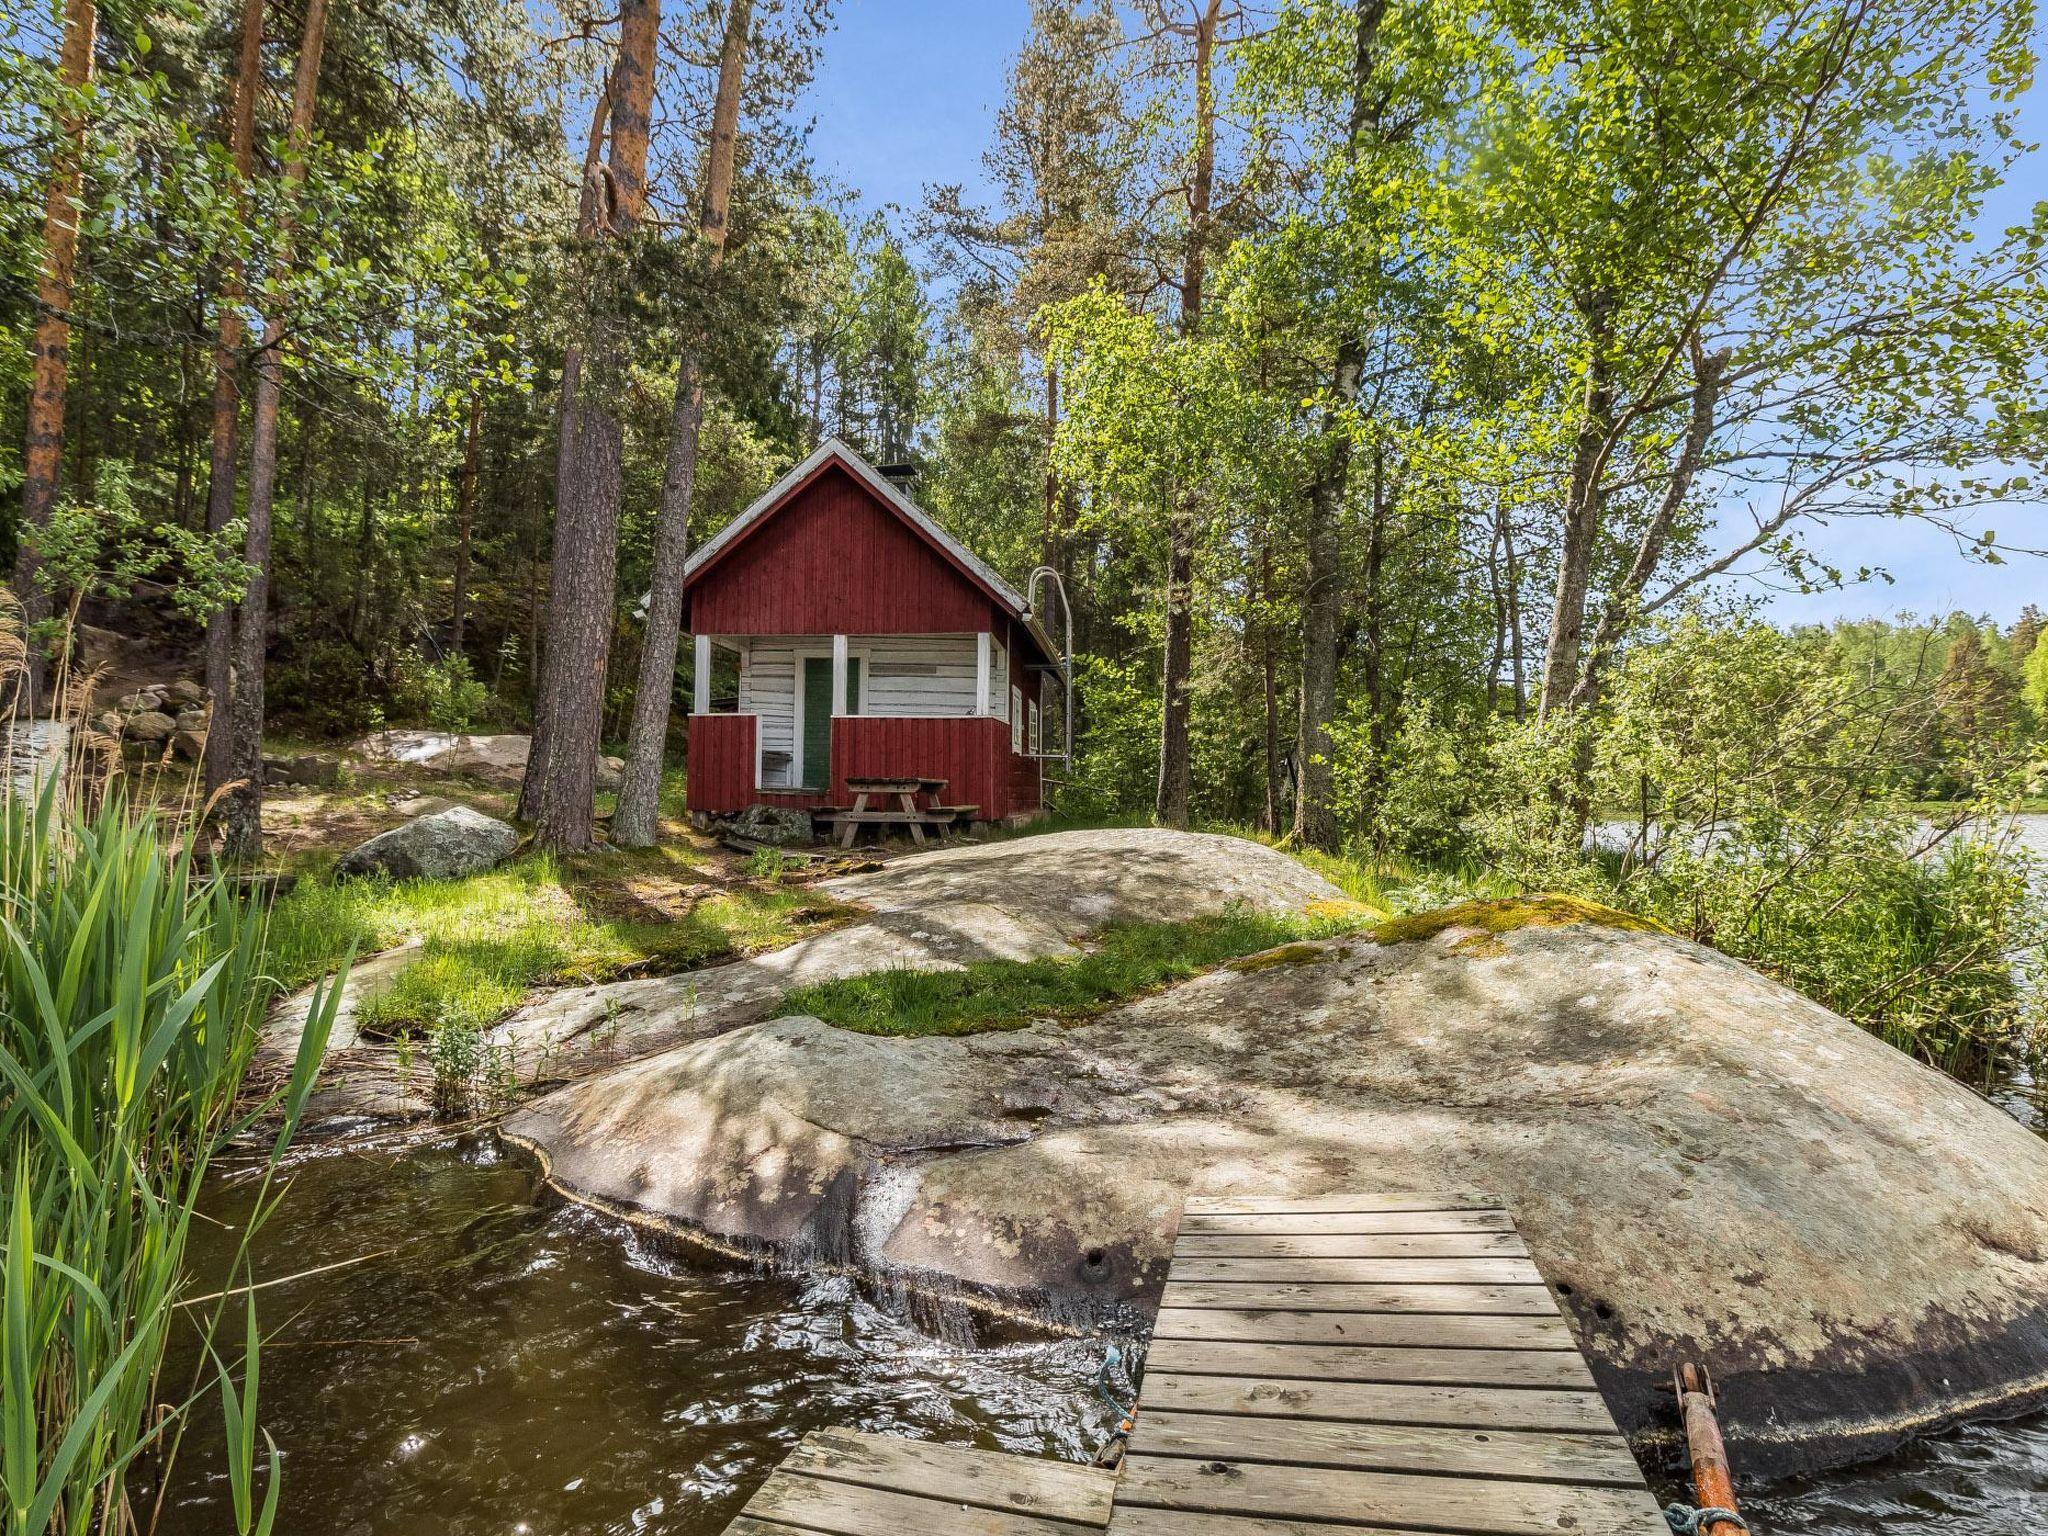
[{"left": 685, "top": 630, "right": 1046, "bottom": 826}]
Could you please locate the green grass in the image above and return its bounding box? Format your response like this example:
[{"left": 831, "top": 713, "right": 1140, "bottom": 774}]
[
  {"left": 784, "top": 904, "right": 1374, "bottom": 1038},
  {"left": 265, "top": 851, "right": 848, "bottom": 1036}
]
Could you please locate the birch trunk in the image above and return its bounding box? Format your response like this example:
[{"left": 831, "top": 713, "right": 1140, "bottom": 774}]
[{"left": 1536, "top": 290, "right": 1615, "bottom": 720}]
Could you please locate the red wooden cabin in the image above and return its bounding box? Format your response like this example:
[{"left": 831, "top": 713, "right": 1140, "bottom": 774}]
[{"left": 680, "top": 440, "right": 1064, "bottom": 826}]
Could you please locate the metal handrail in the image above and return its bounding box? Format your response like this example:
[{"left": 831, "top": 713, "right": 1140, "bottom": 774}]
[{"left": 1024, "top": 566, "right": 1074, "bottom": 768}]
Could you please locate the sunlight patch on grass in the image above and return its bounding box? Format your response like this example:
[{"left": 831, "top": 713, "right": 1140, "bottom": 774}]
[
  {"left": 265, "top": 853, "right": 848, "bottom": 1035},
  {"left": 785, "top": 904, "right": 1371, "bottom": 1038}
]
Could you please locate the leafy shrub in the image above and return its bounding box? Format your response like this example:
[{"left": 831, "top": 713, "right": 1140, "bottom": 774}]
[{"left": 391, "top": 651, "right": 495, "bottom": 731}]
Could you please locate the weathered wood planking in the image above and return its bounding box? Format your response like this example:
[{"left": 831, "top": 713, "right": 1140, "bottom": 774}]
[
  {"left": 1132, "top": 1409, "right": 1645, "bottom": 1487},
  {"left": 1184, "top": 1193, "right": 1506, "bottom": 1214},
  {"left": 1169, "top": 1255, "right": 1549, "bottom": 1285},
  {"left": 1112, "top": 1193, "right": 1666, "bottom": 1536},
  {"left": 1115, "top": 1456, "right": 1663, "bottom": 1536},
  {"left": 1153, "top": 1305, "right": 1574, "bottom": 1350},
  {"left": 1179, "top": 1209, "right": 1518, "bottom": 1236},
  {"left": 1145, "top": 1337, "right": 1598, "bottom": 1390},
  {"left": 1160, "top": 1279, "right": 1562, "bottom": 1315},
  {"left": 1174, "top": 1231, "right": 1532, "bottom": 1259},
  {"left": 725, "top": 1426, "right": 1116, "bottom": 1536}
]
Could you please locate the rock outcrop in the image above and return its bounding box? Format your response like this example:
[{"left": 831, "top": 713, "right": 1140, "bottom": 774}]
[
  {"left": 504, "top": 881, "right": 2048, "bottom": 1478},
  {"left": 353, "top": 729, "right": 533, "bottom": 781},
  {"left": 336, "top": 805, "right": 518, "bottom": 880}
]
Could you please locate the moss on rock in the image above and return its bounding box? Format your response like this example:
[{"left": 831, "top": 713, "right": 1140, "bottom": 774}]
[
  {"left": 1226, "top": 942, "right": 1331, "bottom": 973},
  {"left": 1369, "top": 893, "right": 1666, "bottom": 946}
]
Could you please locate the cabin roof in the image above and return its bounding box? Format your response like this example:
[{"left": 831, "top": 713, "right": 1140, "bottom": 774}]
[{"left": 685, "top": 438, "right": 1028, "bottom": 613}]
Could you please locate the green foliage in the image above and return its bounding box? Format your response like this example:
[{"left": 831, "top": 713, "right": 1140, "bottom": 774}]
[
  {"left": 390, "top": 652, "right": 495, "bottom": 732},
  {"left": 786, "top": 904, "right": 1374, "bottom": 1038}
]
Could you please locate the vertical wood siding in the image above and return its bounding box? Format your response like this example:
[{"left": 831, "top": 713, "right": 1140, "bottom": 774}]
[
  {"left": 688, "top": 463, "right": 1006, "bottom": 636},
  {"left": 685, "top": 713, "right": 756, "bottom": 813},
  {"left": 832, "top": 715, "right": 1011, "bottom": 820}
]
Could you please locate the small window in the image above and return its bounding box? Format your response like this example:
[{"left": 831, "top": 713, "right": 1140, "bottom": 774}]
[
  {"left": 1027, "top": 698, "right": 1040, "bottom": 755},
  {"left": 1010, "top": 685, "right": 1024, "bottom": 751}
]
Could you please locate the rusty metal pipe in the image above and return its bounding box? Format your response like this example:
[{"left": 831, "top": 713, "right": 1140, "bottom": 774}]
[{"left": 1675, "top": 1363, "right": 1746, "bottom": 1534}]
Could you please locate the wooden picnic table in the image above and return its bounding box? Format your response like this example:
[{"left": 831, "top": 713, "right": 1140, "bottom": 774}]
[{"left": 826, "top": 776, "right": 968, "bottom": 848}]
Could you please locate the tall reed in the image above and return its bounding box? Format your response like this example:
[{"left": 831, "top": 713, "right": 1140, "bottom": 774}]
[{"left": 0, "top": 615, "right": 342, "bottom": 1534}]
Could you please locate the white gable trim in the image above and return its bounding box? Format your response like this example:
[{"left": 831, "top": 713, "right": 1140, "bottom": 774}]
[{"left": 683, "top": 438, "right": 1029, "bottom": 615}]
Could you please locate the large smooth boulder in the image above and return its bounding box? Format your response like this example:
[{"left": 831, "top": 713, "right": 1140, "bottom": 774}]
[
  {"left": 336, "top": 805, "right": 518, "bottom": 880},
  {"left": 505, "top": 892, "right": 2048, "bottom": 1477},
  {"left": 290, "top": 830, "right": 1346, "bottom": 1123},
  {"left": 353, "top": 729, "right": 532, "bottom": 781}
]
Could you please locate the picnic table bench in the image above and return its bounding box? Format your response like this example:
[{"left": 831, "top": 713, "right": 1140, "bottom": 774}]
[{"left": 818, "top": 776, "right": 977, "bottom": 848}]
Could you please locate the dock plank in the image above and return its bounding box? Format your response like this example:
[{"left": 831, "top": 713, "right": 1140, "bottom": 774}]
[
  {"left": 1140, "top": 1372, "right": 1621, "bottom": 1432},
  {"left": 1115, "top": 1454, "right": 1667, "bottom": 1536},
  {"left": 1145, "top": 1337, "right": 1598, "bottom": 1390},
  {"left": 1168, "top": 1255, "right": 1549, "bottom": 1285},
  {"left": 782, "top": 1427, "right": 1117, "bottom": 1525},
  {"left": 1174, "top": 1231, "right": 1531, "bottom": 1259},
  {"left": 1129, "top": 1409, "right": 1644, "bottom": 1487},
  {"left": 1153, "top": 1306, "right": 1574, "bottom": 1350},
  {"left": 726, "top": 1430, "right": 1114, "bottom": 1536},
  {"left": 745, "top": 1471, "right": 1100, "bottom": 1536},
  {"left": 1160, "top": 1279, "right": 1561, "bottom": 1315},
  {"left": 1178, "top": 1209, "right": 1518, "bottom": 1236},
  {"left": 1185, "top": 1193, "right": 1503, "bottom": 1215},
  {"left": 1106, "top": 1512, "right": 1411, "bottom": 1536}
]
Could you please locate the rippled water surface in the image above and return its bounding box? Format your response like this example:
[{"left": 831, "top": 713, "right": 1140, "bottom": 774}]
[{"left": 160, "top": 1138, "right": 1115, "bottom": 1536}]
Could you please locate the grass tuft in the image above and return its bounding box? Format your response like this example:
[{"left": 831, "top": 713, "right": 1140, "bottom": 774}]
[
  {"left": 785, "top": 903, "right": 1370, "bottom": 1038},
  {"left": 265, "top": 852, "right": 849, "bottom": 1037}
]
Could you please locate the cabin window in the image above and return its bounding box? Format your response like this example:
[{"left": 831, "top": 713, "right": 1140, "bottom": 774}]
[
  {"left": 701, "top": 642, "right": 741, "bottom": 713},
  {"left": 1027, "top": 698, "right": 1040, "bottom": 755},
  {"left": 1010, "top": 685, "right": 1024, "bottom": 751}
]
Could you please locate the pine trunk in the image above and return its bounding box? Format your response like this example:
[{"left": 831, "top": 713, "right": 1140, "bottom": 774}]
[
  {"left": 519, "top": 0, "right": 660, "bottom": 850},
  {"left": 201, "top": 0, "right": 265, "bottom": 800},
  {"left": 12, "top": 0, "right": 96, "bottom": 711},
  {"left": 1155, "top": 0, "right": 1221, "bottom": 831},
  {"left": 223, "top": 0, "right": 329, "bottom": 862},
  {"left": 614, "top": 0, "right": 752, "bottom": 848},
  {"left": 451, "top": 386, "right": 482, "bottom": 656}
]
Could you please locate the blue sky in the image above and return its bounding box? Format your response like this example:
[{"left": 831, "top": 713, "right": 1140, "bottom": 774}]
[{"left": 805, "top": 1, "right": 2046, "bottom": 628}]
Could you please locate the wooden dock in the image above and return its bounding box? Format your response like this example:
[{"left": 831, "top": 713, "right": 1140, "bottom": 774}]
[
  {"left": 720, "top": 1192, "right": 1667, "bottom": 1536},
  {"left": 1110, "top": 1191, "right": 1667, "bottom": 1535},
  {"left": 723, "top": 1425, "right": 1117, "bottom": 1536}
]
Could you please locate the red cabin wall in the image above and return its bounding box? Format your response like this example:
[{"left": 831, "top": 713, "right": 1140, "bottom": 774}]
[
  {"left": 686, "top": 713, "right": 757, "bottom": 814},
  {"left": 689, "top": 713, "right": 1021, "bottom": 821},
  {"left": 688, "top": 463, "right": 1001, "bottom": 636},
  {"left": 833, "top": 715, "right": 1010, "bottom": 820}
]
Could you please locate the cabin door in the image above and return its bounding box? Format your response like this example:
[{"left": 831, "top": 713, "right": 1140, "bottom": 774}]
[{"left": 799, "top": 655, "right": 860, "bottom": 790}]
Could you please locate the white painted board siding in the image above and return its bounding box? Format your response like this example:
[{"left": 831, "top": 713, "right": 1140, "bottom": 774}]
[{"left": 738, "top": 635, "right": 996, "bottom": 787}]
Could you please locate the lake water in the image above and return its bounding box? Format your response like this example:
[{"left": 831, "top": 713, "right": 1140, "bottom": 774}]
[{"left": 157, "top": 821, "right": 2048, "bottom": 1535}]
